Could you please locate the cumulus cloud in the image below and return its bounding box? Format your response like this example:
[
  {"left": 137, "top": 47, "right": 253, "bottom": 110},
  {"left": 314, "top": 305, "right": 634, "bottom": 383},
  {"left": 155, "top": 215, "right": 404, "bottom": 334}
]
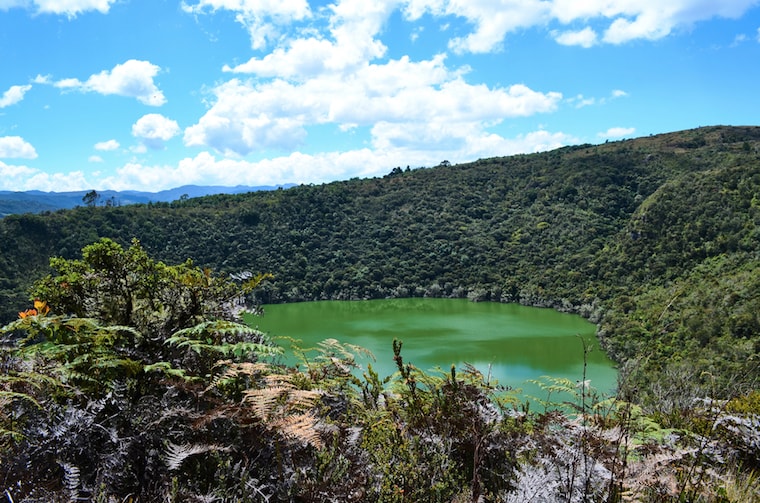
[
  {"left": 0, "top": 84, "right": 32, "bottom": 108},
  {"left": 132, "top": 113, "right": 180, "bottom": 149},
  {"left": 554, "top": 27, "right": 598, "bottom": 47},
  {"left": 52, "top": 60, "right": 166, "bottom": 106},
  {"left": 403, "top": 0, "right": 760, "bottom": 52},
  {"left": 183, "top": 0, "right": 312, "bottom": 49},
  {"left": 0, "top": 160, "right": 35, "bottom": 178},
  {"left": 89, "top": 155, "right": 104, "bottom": 163},
  {"left": 404, "top": 0, "right": 551, "bottom": 54},
  {"left": 0, "top": 0, "right": 116, "bottom": 17},
  {"left": 224, "top": 0, "right": 394, "bottom": 77},
  {"left": 107, "top": 126, "right": 573, "bottom": 191},
  {"left": 94, "top": 139, "right": 120, "bottom": 151},
  {"left": 0, "top": 160, "right": 93, "bottom": 191},
  {"left": 598, "top": 126, "right": 636, "bottom": 139},
  {"left": 0, "top": 136, "right": 38, "bottom": 159},
  {"left": 186, "top": 54, "right": 561, "bottom": 157}
]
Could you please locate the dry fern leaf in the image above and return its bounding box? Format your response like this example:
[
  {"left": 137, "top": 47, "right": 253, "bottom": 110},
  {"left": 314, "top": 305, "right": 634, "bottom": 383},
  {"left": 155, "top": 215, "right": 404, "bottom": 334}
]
[
  {"left": 271, "top": 412, "right": 323, "bottom": 449},
  {"left": 164, "top": 442, "right": 229, "bottom": 471},
  {"left": 206, "top": 361, "right": 270, "bottom": 392},
  {"left": 244, "top": 386, "right": 286, "bottom": 421}
]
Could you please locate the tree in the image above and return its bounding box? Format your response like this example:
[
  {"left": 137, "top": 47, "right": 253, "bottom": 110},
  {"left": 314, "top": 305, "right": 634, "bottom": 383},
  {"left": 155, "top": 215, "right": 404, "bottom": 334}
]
[
  {"left": 0, "top": 239, "right": 284, "bottom": 501},
  {"left": 81, "top": 189, "right": 100, "bottom": 207}
]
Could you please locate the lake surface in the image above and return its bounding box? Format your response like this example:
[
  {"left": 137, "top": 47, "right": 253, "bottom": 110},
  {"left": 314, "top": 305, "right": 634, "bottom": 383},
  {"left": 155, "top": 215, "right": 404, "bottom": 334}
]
[{"left": 250, "top": 298, "right": 618, "bottom": 403}]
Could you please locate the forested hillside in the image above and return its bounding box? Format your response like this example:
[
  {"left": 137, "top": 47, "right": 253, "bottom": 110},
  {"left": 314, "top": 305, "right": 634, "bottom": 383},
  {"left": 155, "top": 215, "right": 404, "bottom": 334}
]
[
  {"left": 1, "top": 126, "right": 759, "bottom": 399},
  {"left": 2, "top": 125, "right": 759, "bottom": 501}
]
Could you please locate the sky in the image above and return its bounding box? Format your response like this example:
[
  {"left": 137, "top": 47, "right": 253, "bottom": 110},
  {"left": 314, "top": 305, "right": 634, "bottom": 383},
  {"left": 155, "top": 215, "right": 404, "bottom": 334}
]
[{"left": 1, "top": 0, "right": 759, "bottom": 192}]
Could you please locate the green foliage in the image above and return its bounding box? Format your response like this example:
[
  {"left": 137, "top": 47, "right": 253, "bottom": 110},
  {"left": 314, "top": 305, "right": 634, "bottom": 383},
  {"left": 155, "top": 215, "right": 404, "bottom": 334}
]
[
  {"left": 0, "top": 240, "right": 286, "bottom": 501},
  {"left": 726, "top": 390, "right": 760, "bottom": 415},
  {"left": 167, "top": 320, "right": 282, "bottom": 362},
  {"left": 32, "top": 238, "right": 242, "bottom": 339}
]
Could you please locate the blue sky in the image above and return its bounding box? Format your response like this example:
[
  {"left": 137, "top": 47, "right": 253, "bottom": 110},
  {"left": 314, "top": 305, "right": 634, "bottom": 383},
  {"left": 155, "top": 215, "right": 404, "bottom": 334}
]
[{"left": 1, "top": 0, "right": 759, "bottom": 192}]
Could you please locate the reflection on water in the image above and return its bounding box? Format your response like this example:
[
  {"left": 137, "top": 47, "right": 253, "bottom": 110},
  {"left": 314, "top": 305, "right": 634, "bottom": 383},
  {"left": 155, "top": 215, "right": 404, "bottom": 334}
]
[{"left": 250, "top": 298, "right": 618, "bottom": 401}]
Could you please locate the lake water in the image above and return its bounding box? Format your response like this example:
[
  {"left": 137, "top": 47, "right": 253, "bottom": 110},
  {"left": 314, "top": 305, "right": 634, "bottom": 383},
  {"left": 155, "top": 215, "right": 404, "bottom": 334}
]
[{"left": 249, "top": 298, "right": 618, "bottom": 404}]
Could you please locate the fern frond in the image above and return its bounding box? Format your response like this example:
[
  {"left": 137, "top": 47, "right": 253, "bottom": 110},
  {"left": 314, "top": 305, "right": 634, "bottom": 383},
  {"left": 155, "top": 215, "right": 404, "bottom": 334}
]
[
  {"left": 314, "top": 338, "right": 375, "bottom": 363},
  {"left": 170, "top": 320, "right": 264, "bottom": 342},
  {"left": 222, "top": 341, "right": 283, "bottom": 359},
  {"left": 244, "top": 387, "right": 289, "bottom": 421},
  {"left": 270, "top": 412, "right": 323, "bottom": 449},
  {"left": 461, "top": 362, "right": 485, "bottom": 382},
  {"left": 90, "top": 357, "right": 144, "bottom": 375},
  {"left": 59, "top": 461, "right": 80, "bottom": 496},
  {"left": 164, "top": 442, "right": 229, "bottom": 471},
  {"left": 262, "top": 373, "right": 296, "bottom": 389},
  {"left": 167, "top": 320, "right": 282, "bottom": 359},
  {"left": 0, "top": 390, "right": 41, "bottom": 408},
  {"left": 143, "top": 361, "right": 191, "bottom": 380},
  {"left": 284, "top": 388, "right": 323, "bottom": 412},
  {"left": 206, "top": 361, "right": 270, "bottom": 392}
]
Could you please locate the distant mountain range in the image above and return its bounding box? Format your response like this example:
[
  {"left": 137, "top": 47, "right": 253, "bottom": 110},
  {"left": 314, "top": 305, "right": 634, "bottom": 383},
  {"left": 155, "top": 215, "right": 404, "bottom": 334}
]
[{"left": 0, "top": 184, "right": 296, "bottom": 217}]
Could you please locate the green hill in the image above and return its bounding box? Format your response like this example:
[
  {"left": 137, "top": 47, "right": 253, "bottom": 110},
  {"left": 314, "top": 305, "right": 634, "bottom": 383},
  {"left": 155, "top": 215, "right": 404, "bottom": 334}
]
[{"left": 1, "top": 125, "right": 759, "bottom": 404}]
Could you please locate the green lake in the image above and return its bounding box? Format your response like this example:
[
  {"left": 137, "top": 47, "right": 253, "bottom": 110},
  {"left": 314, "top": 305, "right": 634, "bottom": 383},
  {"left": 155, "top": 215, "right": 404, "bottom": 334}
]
[{"left": 250, "top": 298, "right": 618, "bottom": 402}]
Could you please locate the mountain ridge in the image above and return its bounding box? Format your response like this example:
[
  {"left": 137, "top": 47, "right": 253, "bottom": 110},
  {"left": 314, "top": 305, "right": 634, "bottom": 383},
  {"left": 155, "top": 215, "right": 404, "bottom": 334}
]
[{"left": 0, "top": 183, "right": 296, "bottom": 217}]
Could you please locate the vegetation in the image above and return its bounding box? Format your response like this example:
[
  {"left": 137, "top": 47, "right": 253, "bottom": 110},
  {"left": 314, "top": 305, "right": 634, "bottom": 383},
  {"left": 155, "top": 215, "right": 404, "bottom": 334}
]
[
  {"left": 0, "top": 125, "right": 759, "bottom": 500},
  {"left": 1, "top": 239, "right": 758, "bottom": 501}
]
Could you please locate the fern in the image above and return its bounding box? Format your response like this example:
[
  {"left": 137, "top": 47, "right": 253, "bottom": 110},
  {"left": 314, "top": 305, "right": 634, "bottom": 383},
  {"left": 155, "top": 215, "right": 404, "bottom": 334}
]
[
  {"left": 205, "top": 360, "right": 270, "bottom": 393},
  {"left": 270, "top": 412, "right": 323, "bottom": 449},
  {"left": 143, "top": 361, "right": 192, "bottom": 380},
  {"left": 243, "top": 373, "right": 325, "bottom": 449},
  {"left": 166, "top": 320, "right": 282, "bottom": 359},
  {"left": 164, "top": 442, "right": 229, "bottom": 471},
  {"left": 60, "top": 461, "right": 80, "bottom": 500}
]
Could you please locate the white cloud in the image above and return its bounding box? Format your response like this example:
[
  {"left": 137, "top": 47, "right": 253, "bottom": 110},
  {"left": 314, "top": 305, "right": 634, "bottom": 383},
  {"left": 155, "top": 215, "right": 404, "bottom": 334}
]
[
  {"left": 569, "top": 89, "right": 629, "bottom": 108},
  {"left": 89, "top": 155, "right": 104, "bottom": 163},
  {"left": 0, "top": 0, "right": 115, "bottom": 17},
  {"left": 554, "top": 27, "right": 598, "bottom": 48},
  {"left": 0, "top": 84, "right": 32, "bottom": 108},
  {"left": 370, "top": 121, "right": 575, "bottom": 161},
  {"left": 0, "top": 160, "right": 92, "bottom": 191},
  {"left": 23, "top": 171, "right": 90, "bottom": 191},
  {"left": 183, "top": 0, "right": 312, "bottom": 49},
  {"left": 94, "top": 139, "right": 120, "bottom": 151},
  {"left": 598, "top": 126, "right": 635, "bottom": 139},
  {"left": 4, "top": 124, "right": 573, "bottom": 191},
  {"left": 0, "top": 160, "right": 36, "bottom": 180},
  {"left": 132, "top": 113, "right": 180, "bottom": 149},
  {"left": 105, "top": 126, "right": 573, "bottom": 191},
  {"left": 403, "top": 0, "right": 551, "bottom": 54},
  {"left": 187, "top": 51, "right": 561, "bottom": 157},
  {"left": 52, "top": 60, "right": 165, "bottom": 106},
  {"left": 731, "top": 33, "right": 748, "bottom": 46},
  {"left": 569, "top": 94, "right": 596, "bottom": 108},
  {"left": 224, "top": 0, "right": 393, "bottom": 77},
  {"left": 0, "top": 136, "right": 38, "bottom": 159},
  {"left": 603, "top": 12, "right": 672, "bottom": 43},
  {"left": 404, "top": 0, "right": 760, "bottom": 52},
  {"left": 98, "top": 151, "right": 351, "bottom": 190}
]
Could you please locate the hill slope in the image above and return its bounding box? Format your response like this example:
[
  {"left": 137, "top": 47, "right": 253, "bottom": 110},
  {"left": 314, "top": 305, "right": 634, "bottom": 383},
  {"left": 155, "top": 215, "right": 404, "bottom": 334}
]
[{"left": 1, "top": 125, "right": 759, "bottom": 404}]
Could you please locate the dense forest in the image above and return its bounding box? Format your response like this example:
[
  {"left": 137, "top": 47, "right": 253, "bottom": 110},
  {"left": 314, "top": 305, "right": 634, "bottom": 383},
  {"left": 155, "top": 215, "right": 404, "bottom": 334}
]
[{"left": 1, "top": 126, "right": 759, "bottom": 501}]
